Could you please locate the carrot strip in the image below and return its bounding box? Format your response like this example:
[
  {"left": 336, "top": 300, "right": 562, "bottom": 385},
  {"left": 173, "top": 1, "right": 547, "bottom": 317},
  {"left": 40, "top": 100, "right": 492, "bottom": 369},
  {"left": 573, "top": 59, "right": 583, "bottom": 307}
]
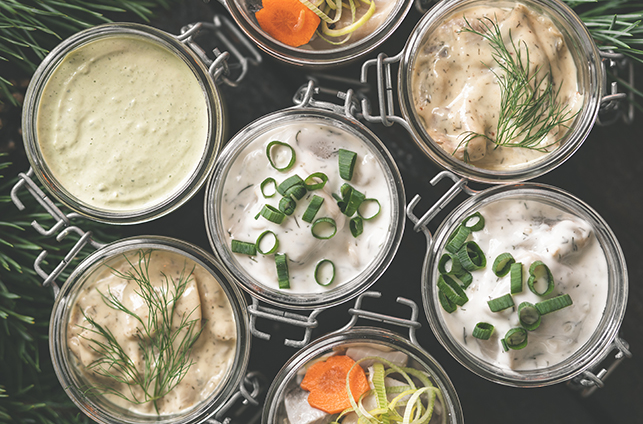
[
  {"left": 255, "top": 0, "right": 321, "bottom": 47},
  {"left": 300, "top": 355, "right": 370, "bottom": 414}
]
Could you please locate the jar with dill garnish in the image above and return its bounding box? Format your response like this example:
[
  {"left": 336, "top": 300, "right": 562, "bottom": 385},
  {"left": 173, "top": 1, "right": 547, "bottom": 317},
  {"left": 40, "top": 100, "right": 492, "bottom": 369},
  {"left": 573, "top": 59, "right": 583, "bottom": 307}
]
[
  {"left": 398, "top": 0, "right": 602, "bottom": 183},
  {"left": 49, "top": 236, "right": 251, "bottom": 424}
]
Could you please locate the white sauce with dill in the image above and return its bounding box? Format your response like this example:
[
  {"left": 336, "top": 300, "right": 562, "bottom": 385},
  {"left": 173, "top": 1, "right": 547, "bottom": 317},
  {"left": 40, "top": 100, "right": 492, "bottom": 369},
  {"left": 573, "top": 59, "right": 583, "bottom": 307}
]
[
  {"left": 220, "top": 120, "right": 392, "bottom": 293},
  {"left": 439, "top": 199, "right": 608, "bottom": 370}
]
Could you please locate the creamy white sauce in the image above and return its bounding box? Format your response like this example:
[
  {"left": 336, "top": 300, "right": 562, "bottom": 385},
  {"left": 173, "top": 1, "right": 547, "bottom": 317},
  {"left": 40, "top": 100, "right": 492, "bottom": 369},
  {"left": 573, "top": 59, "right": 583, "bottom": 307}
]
[
  {"left": 439, "top": 199, "right": 608, "bottom": 371},
  {"left": 37, "top": 35, "right": 209, "bottom": 211},
  {"left": 220, "top": 121, "right": 392, "bottom": 293},
  {"left": 67, "top": 249, "right": 236, "bottom": 415},
  {"left": 412, "top": 3, "right": 582, "bottom": 170}
]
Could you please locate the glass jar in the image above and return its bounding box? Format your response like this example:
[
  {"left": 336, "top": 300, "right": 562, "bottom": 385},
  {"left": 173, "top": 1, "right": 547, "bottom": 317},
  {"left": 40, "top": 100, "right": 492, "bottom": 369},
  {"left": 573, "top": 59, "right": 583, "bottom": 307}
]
[
  {"left": 49, "top": 236, "right": 251, "bottom": 423},
  {"left": 262, "top": 326, "right": 464, "bottom": 424},
  {"left": 224, "top": 0, "right": 413, "bottom": 67},
  {"left": 22, "top": 23, "right": 225, "bottom": 224},
  {"left": 204, "top": 107, "right": 405, "bottom": 310},
  {"left": 366, "top": 0, "right": 602, "bottom": 183},
  {"left": 415, "top": 181, "right": 628, "bottom": 387}
]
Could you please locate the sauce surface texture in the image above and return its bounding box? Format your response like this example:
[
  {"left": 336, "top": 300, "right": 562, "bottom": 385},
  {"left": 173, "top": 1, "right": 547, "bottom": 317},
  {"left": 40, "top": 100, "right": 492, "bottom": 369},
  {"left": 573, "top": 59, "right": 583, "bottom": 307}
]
[
  {"left": 67, "top": 249, "right": 236, "bottom": 415},
  {"left": 412, "top": 3, "right": 582, "bottom": 170},
  {"left": 37, "top": 35, "right": 209, "bottom": 211}
]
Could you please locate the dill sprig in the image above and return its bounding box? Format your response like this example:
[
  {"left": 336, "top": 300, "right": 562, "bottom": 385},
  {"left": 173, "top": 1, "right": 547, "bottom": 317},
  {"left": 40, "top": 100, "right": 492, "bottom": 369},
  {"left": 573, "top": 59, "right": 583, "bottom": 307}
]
[
  {"left": 79, "top": 249, "right": 204, "bottom": 414},
  {"left": 457, "top": 17, "right": 578, "bottom": 162}
]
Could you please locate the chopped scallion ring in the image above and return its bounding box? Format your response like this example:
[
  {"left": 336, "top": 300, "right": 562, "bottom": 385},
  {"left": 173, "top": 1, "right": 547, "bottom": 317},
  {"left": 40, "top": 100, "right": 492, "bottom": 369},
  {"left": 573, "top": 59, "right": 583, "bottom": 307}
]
[
  {"left": 463, "top": 211, "right": 485, "bottom": 231},
  {"left": 357, "top": 198, "right": 381, "bottom": 220},
  {"left": 302, "top": 195, "right": 324, "bottom": 223},
  {"left": 527, "top": 260, "right": 554, "bottom": 296},
  {"left": 492, "top": 252, "right": 515, "bottom": 277},
  {"left": 258, "top": 204, "right": 285, "bottom": 224},
  {"left": 279, "top": 197, "right": 296, "bottom": 216},
  {"left": 456, "top": 270, "right": 473, "bottom": 289},
  {"left": 275, "top": 253, "right": 290, "bottom": 289},
  {"left": 456, "top": 241, "right": 486, "bottom": 271},
  {"left": 504, "top": 327, "right": 528, "bottom": 350},
  {"left": 536, "top": 294, "right": 573, "bottom": 315},
  {"left": 487, "top": 293, "right": 514, "bottom": 312},
  {"left": 266, "top": 141, "right": 296, "bottom": 171},
  {"left": 518, "top": 302, "right": 541, "bottom": 331},
  {"left": 349, "top": 216, "right": 363, "bottom": 237},
  {"left": 438, "top": 253, "right": 463, "bottom": 275},
  {"left": 277, "top": 174, "right": 304, "bottom": 196},
  {"left": 285, "top": 184, "right": 307, "bottom": 200},
  {"left": 338, "top": 183, "right": 365, "bottom": 217},
  {"left": 304, "top": 172, "right": 328, "bottom": 190},
  {"left": 472, "top": 322, "right": 495, "bottom": 340},
  {"left": 231, "top": 240, "right": 256, "bottom": 256},
  {"left": 437, "top": 274, "right": 468, "bottom": 306},
  {"left": 510, "top": 262, "right": 523, "bottom": 294},
  {"left": 438, "top": 289, "right": 457, "bottom": 313},
  {"left": 314, "top": 259, "right": 335, "bottom": 286},
  {"left": 256, "top": 230, "right": 279, "bottom": 255},
  {"left": 338, "top": 148, "right": 357, "bottom": 180},
  {"left": 311, "top": 217, "right": 337, "bottom": 239},
  {"left": 445, "top": 225, "right": 471, "bottom": 254},
  {"left": 260, "top": 177, "right": 277, "bottom": 198}
]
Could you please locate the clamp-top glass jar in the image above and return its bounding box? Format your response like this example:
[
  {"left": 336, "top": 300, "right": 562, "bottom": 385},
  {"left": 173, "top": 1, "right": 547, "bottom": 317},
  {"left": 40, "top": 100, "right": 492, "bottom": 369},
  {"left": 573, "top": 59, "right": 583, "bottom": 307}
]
[{"left": 22, "top": 23, "right": 225, "bottom": 224}]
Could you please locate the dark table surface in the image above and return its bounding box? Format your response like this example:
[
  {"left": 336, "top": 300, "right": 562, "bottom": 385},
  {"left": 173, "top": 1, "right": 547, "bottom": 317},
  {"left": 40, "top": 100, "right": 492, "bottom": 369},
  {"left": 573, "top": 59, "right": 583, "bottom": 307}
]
[{"left": 10, "top": 0, "right": 643, "bottom": 422}]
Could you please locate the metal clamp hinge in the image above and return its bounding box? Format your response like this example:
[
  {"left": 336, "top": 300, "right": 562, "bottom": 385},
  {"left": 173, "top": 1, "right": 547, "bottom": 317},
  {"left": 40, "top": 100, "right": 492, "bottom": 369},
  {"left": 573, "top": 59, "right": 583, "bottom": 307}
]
[
  {"left": 567, "top": 336, "right": 632, "bottom": 397},
  {"left": 179, "top": 15, "right": 262, "bottom": 87},
  {"left": 597, "top": 51, "right": 635, "bottom": 126},
  {"left": 336, "top": 291, "right": 422, "bottom": 346},
  {"left": 248, "top": 297, "right": 323, "bottom": 348},
  {"left": 208, "top": 371, "right": 264, "bottom": 424},
  {"left": 293, "top": 79, "right": 367, "bottom": 119}
]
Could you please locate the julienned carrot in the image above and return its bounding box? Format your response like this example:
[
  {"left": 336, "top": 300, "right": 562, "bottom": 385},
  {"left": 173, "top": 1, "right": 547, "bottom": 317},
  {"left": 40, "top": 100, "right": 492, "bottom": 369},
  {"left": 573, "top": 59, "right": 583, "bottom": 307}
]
[
  {"left": 300, "top": 355, "right": 370, "bottom": 414},
  {"left": 255, "top": 0, "right": 321, "bottom": 47}
]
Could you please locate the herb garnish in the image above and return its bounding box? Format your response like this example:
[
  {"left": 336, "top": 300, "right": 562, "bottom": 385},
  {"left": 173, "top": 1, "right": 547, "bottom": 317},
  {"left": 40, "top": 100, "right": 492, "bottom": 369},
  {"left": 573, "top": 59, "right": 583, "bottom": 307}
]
[
  {"left": 457, "top": 16, "right": 579, "bottom": 162},
  {"left": 79, "top": 250, "right": 204, "bottom": 414}
]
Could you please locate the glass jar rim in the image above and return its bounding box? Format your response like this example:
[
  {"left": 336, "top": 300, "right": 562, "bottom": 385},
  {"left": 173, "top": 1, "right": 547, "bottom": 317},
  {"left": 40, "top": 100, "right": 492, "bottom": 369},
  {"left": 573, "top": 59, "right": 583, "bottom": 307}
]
[
  {"left": 22, "top": 22, "right": 225, "bottom": 225},
  {"left": 261, "top": 326, "right": 465, "bottom": 424},
  {"left": 224, "top": 0, "right": 413, "bottom": 67},
  {"left": 397, "top": 0, "right": 603, "bottom": 184},
  {"left": 204, "top": 107, "right": 406, "bottom": 310},
  {"left": 421, "top": 183, "right": 628, "bottom": 387},
  {"left": 48, "top": 235, "right": 251, "bottom": 424}
]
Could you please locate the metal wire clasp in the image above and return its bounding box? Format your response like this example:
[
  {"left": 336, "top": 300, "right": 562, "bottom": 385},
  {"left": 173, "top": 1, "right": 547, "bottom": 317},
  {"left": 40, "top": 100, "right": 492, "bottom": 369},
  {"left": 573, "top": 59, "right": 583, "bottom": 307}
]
[
  {"left": 293, "top": 79, "right": 366, "bottom": 119},
  {"left": 208, "top": 371, "right": 264, "bottom": 424},
  {"left": 179, "top": 15, "right": 262, "bottom": 87},
  {"left": 597, "top": 51, "right": 635, "bottom": 126}
]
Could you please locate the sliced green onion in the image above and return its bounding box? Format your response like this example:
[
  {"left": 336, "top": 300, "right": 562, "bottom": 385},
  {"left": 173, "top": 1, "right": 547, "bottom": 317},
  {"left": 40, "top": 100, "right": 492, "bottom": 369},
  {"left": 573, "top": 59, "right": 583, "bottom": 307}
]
[
  {"left": 349, "top": 216, "right": 363, "bottom": 237},
  {"left": 338, "top": 148, "right": 357, "bottom": 180},
  {"left": 501, "top": 338, "right": 509, "bottom": 352},
  {"left": 285, "top": 185, "right": 307, "bottom": 200},
  {"left": 437, "top": 274, "right": 468, "bottom": 306},
  {"left": 445, "top": 225, "right": 471, "bottom": 254},
  {"left": 357, "top": 198, "right": 380, "bottom": 220},
  {"left": 304, "top": 172, "right": 328, "bottom": 190},
  {"left": 275, "top": 253, "right": 290, "bottom": 289},
  {"left": 536, "top": 294, "right": 573, "bottom": 315},
  {"left": 260, "top": 178, "right": 277, "bottom": 198},
  {"left": 231, "top": 240, "right": 256, "bottom": 256},
  {"left": 487, "top": 293, "right": 514, "bottom": 312},
  {"left": 518, "top": 302, "right": 542, "bottom": 331},
  {"left": 314, "top": 259, "right": 335, "bottom": 286},
  {"left": 266, "top": 141, "right": 296, "bottom": 171},
  {"left": 311, "top": 217, "right": 337, "bottom": 239},
  {"left": 258, "top": 204, "right": 285, "bottom": 224},
  {"left": 472, "top": 322, "right": 495, "bottom": 340},
  {"left": 279, "top": 197, "right": 296, "bottom": 216},
  {"left": 462, "top": 211, "right": 485, "bottom": 231},
  {"left": 255, "top": 230, "right": 279, "bottom": 255},
  {"left": 338, "top": 184, "right": 365, "bottom": 216},
  {"left": 456, "top": 241, "right": 486, "bottom": 271},
  {"left": 504, "top": 327, "right": 528, "bottom": 350},
  {"left": 510, "top": 262, "right": 523, "bottom": 294},
  {"left": 492, "top": 253, "right": 515, "bottom": 277},
  {"left": 302, "top": 195, "right": 324, "bottom": 223},
  {"left": 438, "top": 289, "right": 457, "bottom": 313},
  {"left": 438, "top": 253, "right": 463, "bottom": 275},
  {"left": 277, "top": 175, "right": 304, "bottom": 196},
  {"left": 527, "top": 261, "right": 554, "bottom": 296},
  {"left": 456, "top": 270, "right": 473, "bottom": 289}
]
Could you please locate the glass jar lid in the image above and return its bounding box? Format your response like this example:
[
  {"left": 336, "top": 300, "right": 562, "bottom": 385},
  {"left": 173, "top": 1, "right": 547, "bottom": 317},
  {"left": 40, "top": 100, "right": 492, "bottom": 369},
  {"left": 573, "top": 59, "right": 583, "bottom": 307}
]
[
  {"left": 22, "top": 23, "right": 225, "bottom": 224},
  {"left": 204, "top": 107, "right": 405, "bottom": 310},
  {"left": 49, "top": 236, "right": 251, "bottom": 423},
  {"left": 421, "top": 183, "right": 628, "bottom": 387}
]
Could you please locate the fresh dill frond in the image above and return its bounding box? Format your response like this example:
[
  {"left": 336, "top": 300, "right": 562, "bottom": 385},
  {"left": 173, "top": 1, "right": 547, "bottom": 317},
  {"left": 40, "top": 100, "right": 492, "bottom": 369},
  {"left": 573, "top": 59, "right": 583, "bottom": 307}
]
[
  {"left": 457, "top": 16, "right": 578, "bottom": 162},
  {"left": 79, "top": 249, "right": 204, "bottom": 414}
]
